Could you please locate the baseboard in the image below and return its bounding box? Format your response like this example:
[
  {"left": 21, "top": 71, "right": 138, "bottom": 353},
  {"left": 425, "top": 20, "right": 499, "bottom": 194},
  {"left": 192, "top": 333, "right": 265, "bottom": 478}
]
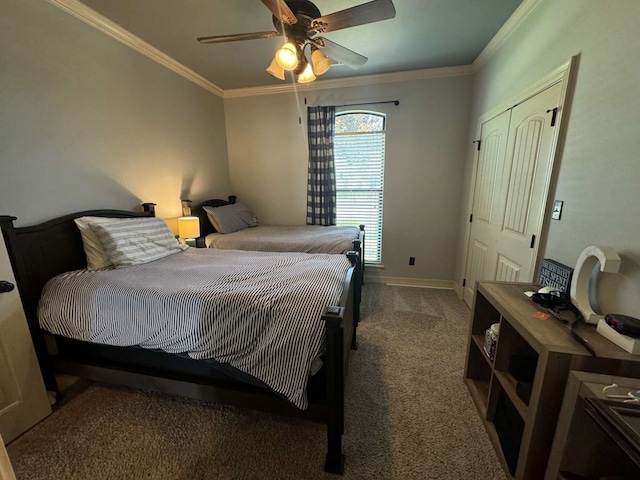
[
  {"left": 364, "top": 275, "right": 455, "bottom": 290},
  {"left": 453, "top": 281, "right": 463, "bottom": 298}
]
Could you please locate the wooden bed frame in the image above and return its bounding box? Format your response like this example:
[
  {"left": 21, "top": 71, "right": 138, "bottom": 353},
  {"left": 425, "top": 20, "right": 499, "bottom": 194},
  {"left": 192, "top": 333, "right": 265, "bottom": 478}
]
[
  {"left": 184, "top": 196, "right": 365, "bottom": 324},
  {"left": 0, "top": 205, "right": 358, "bottom": 474}
]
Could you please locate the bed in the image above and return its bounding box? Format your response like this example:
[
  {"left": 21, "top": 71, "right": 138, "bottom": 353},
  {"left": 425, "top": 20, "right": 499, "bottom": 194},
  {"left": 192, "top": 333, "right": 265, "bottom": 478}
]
[
  {"left": 182, "top": 197, "right": 365, "bottom": 320},
  {"left": 0, "top": 206, "right": 358, "bottom": 474}
]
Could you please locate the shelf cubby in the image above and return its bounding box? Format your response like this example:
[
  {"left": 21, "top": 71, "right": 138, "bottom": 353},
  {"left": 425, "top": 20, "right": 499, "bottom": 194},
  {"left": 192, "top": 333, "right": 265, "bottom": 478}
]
[
  {"left": 493, "top": 387, "right": 525, "bottom": 477},
  {"left": 465, "top": 339, "right": 493, "bottom": 411}
]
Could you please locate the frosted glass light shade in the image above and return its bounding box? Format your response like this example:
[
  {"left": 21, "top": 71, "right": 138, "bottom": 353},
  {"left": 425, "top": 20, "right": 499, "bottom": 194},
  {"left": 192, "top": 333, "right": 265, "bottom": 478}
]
[
  {"left": 178, "top": 216, "right": 200, "bottom": 239},
  {"left": 297, "top": 63, "right": 316, "bottom": 83},
  {"left": 276, "top": 42, "right": 299, "bottom": 70},
  {"left": 311, "top": 48, "right": 332, "bottom": 76},
  {"left": 266, "top": 57, "right": 285, "bottom": 80}
]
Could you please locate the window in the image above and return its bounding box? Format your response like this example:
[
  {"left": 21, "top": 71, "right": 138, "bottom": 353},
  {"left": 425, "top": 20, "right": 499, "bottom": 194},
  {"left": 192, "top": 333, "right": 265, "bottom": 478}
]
[{"left": 334, "top": 112, "right": 386, "bottom": 264}]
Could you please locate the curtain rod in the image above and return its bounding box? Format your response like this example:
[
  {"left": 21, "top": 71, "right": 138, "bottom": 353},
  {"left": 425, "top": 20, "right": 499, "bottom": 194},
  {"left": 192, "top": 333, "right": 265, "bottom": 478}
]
[
  {"left": 305, "top": 99, "right": 400, "bottom": 107},
  {"left": 333, "top": 100, "right": 399, "bottom": 108},
  {"left": 299, "top": 99, "right": 399, "bottom": 123}
]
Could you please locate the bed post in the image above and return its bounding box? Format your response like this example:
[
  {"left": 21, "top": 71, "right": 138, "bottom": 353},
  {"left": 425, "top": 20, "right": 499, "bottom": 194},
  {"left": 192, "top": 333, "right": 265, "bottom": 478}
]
[
  {"left": 322, "top": 306, "right": 345, "bottom": 474},
  {"left": 351, "top": 237, "right": 362, "bottom": 313},
  {"left": 358, "top": 225, "right": 365, "bottom": 282},
  {"left": 346, "top": 251, "right": 359, "bottom": 348},
  {"left": 141, "top": 203, "right": 157, "bottom": 216}
]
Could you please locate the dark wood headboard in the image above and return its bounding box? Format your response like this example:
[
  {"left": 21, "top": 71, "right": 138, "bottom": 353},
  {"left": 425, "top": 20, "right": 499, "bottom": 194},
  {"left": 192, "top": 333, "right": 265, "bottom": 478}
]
[
  {"left": 192, "top": 195, "right": 237, "bottom": 243},
  {"left": 0, "top": 207, "right": 154, "bottom": 391}
]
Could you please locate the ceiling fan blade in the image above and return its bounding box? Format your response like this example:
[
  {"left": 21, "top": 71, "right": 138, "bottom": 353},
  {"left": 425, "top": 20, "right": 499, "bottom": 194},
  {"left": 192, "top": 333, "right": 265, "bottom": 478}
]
[
  {"left": 309, "top": 0, "right": 395, "bottom": 34},
  {"left": 311, "top": 37, "right": 367, "bottom": 70},
  {"left": 260, "top": 0, "right": 298, "bottom": 25},
  {"left": 197, "top": 31, "right": 282, "bottom": 44}
]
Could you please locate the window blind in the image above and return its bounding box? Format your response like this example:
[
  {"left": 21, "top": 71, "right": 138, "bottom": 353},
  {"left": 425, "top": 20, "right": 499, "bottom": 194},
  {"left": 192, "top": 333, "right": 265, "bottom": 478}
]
[{"left": 335, "top": 132, "right": 385, "bottom": 263}]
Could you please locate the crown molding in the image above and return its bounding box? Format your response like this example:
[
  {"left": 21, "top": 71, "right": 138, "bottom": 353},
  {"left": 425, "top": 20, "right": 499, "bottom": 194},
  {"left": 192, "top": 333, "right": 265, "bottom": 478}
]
[
  {"left": 46, "top": 0, "right": 535, "bottom": 99},
  {"left": 472, "top": 0, "right": 542, "bottom": 71},
  {"left": 46, "top": 0, "right": 224, "bottom": 98},
  {"left": 223, "top": 65, "right": 474, "bottom": 99}
]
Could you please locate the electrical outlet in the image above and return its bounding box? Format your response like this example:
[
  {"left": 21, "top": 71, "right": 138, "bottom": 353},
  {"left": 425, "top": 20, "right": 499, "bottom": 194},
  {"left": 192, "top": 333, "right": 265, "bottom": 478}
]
[{"left": 409, "top": 257, "right": 415, "bottom": 266}]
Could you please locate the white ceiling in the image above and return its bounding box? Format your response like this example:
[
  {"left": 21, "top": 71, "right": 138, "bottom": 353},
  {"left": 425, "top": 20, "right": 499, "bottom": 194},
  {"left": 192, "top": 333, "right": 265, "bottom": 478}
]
[{"left": 77, "top": 0, "right": 524, "bottom": 91}]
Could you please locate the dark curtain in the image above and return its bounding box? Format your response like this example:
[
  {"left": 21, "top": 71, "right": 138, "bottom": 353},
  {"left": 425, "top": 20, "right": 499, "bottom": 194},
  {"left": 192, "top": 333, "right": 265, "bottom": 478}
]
[{"left": 306, "top": 105, "right": 336, "bottom": 225}]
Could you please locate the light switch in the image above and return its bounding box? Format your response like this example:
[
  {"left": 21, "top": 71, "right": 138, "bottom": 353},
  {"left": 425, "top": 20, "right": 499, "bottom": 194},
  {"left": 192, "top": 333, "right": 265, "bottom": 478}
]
[{"left": 552, "top": 200, "right": 563, "bottom": 220}]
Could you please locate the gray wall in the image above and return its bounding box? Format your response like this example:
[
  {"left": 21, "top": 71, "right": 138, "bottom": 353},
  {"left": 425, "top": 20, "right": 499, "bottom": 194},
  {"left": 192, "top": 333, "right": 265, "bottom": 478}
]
[
  {"left": 225, "top": 75, "right": 473, "bottom": 283},
  {"left": 456, "top": 0, "right": 640, "bottom": 315},
  {"left": 0, "top": 0, "right": 231, "bottom": 226}
]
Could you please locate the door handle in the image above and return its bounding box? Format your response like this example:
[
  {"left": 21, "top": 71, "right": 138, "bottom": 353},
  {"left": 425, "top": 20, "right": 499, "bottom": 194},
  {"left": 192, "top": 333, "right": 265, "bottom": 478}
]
[{"left": 0, "top": 280, "right": 15, "bottom": 293}]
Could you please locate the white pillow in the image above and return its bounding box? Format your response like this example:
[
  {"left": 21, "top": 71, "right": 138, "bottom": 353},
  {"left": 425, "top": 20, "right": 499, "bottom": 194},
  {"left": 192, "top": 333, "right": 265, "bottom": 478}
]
[
  {"left": 74, "top": 216, "right": 119, "bottom": 270},
  {"left": 89, "top": 217, "right": 187, "bottom": 267},
  {"left": 202, "top": 203, "right": 257, "bottom": 234}
]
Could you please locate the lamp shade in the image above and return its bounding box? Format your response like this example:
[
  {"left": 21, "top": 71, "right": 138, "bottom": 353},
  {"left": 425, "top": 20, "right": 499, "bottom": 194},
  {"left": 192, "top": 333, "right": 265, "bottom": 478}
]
[
  {"left": 266, "top": 57, "right": 285, "bottom": 80},
  {"left": 311, "top": 48, "right": 332, "bottom": 76},
  {"left": 275, "top": 42, "right": 299, "bottom": 71},
  {"left": 178, "top": 216, "right": 200, "bottom": 239},
  {"left": 297, "top": 62, "right": 316, "bottom": 83}
]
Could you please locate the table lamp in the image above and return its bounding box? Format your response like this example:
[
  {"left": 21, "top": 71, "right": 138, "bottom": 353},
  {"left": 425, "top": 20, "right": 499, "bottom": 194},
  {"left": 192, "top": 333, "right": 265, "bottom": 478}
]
[{"left": 178, "top": 216, "right": 200, "bottom": 247}]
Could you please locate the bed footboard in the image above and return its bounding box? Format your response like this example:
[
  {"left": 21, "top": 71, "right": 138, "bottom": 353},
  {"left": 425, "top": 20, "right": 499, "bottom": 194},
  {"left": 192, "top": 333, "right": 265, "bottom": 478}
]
[
  {"left": 323, "top": 305, "right": 346, "bottom": 474},
  {"left": 322, "top": 259, "right": 356, "bottom": 475}
]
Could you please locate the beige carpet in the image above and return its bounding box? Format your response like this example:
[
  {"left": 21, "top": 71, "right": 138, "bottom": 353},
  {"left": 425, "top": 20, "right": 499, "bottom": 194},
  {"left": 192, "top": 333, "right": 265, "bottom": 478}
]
[{"left": 7, "top": 284, "right": 507, "bottom": 480}]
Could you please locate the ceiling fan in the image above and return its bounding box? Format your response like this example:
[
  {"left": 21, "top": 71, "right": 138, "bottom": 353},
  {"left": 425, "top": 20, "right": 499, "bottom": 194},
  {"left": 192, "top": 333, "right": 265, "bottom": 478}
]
[{"left": 197, "top": 0, "right": 396, "bottom": 83}]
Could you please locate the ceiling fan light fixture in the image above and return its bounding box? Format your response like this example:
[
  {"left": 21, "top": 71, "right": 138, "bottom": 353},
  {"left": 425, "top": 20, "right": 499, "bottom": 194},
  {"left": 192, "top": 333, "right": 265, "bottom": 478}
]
[
  {"left": 297, "top": 62, "right": 316, "bottom": 83},
  {"left": 311, "top": 47, "right": 332, "bottom": 76},
  {"left": 266, "top": 56, "right": 285, "bottom": 80},
  {"left": 197, "top": 0, "right": 393, "bottom": 81},
  {"left": 275, "top": 41, "right": 299, "bottom": 70}
]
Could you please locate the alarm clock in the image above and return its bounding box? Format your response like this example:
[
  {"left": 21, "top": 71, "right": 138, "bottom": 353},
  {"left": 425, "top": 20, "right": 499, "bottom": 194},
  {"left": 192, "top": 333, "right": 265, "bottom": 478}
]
[{"left": 605, "top": 314, "right": 640, "bottom": 337}]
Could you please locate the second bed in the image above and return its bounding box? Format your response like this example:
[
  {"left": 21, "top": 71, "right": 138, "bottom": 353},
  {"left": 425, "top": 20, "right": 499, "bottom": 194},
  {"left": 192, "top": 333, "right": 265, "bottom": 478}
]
[{"left": 184, "top": 197, "right": 365, "bottom": 316}]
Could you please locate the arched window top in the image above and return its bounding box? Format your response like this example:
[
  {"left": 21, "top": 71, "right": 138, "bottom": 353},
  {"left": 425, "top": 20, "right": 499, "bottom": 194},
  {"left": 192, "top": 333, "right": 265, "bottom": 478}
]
[{"left": 335, "top": 111, "right": 385, "bottom": 134}]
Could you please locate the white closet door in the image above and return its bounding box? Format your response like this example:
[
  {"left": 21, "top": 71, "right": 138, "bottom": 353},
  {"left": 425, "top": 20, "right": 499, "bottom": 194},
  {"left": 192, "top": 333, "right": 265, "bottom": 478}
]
[
  {"left": 463, "top": 109, "right": 511, "bottom": 307},
  {"left": 0, "top": 239, "right": 51, "bottom": 443},
  {"left": 463, "top": 82, "right": 563, "bottom": 307}
]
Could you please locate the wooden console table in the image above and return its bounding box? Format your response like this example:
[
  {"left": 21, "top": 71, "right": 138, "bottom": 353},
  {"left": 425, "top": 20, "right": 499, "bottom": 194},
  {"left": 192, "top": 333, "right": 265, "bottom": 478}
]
[{"left": 464, "top": 281, "right": 640, "bottom": 480}]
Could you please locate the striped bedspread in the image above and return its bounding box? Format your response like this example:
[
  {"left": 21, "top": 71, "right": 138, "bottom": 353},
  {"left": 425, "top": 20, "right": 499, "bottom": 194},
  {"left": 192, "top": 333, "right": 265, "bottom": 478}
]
[
  {"left": 205, "top": 225, "right": 361, "bottom": 254},
  {"left": 38, "top": 248, "right": 351, "bottom": 409}
]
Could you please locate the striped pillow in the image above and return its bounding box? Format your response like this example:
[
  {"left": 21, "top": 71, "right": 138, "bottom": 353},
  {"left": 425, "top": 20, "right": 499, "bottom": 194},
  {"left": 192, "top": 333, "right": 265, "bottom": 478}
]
[
  {"left": 89, "top": 217, "right": 187, "bottom": 267},
  {"left": 202, "top": 203, "right": 257, "bottom": 234},
  {"left": 74, "top": 216, "right": 119, "bottom": 270}
]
